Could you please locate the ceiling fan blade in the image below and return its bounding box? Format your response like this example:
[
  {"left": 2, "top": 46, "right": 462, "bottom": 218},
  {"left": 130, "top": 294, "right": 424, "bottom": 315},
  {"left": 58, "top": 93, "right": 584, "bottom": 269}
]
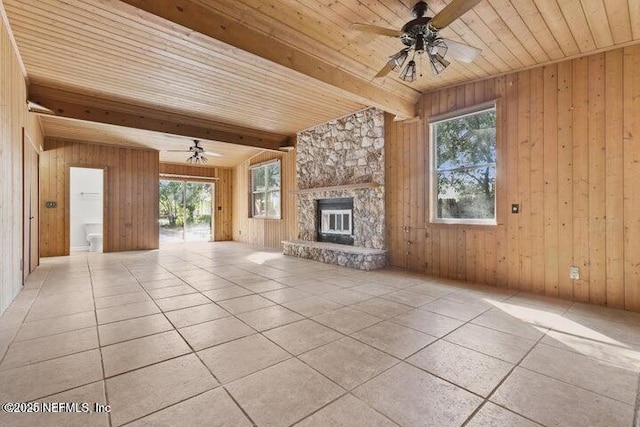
[
  {"left": 441, "top": 38, "right": 481, "bottom": 63},
  {"left": 166, "top": 150, "right": 191, "bottom": 153},
  {"left": 351, "top": 23, "right": 402, "bottom": 38},
  {"left": 203, "top": 151, "right": 222, "bottom": 157},
  {"left": 374, "top": 63, "right": 393, "bottom": 78},
  {"left": 430, "top": 0, "right": 483, "bottom": 30}
]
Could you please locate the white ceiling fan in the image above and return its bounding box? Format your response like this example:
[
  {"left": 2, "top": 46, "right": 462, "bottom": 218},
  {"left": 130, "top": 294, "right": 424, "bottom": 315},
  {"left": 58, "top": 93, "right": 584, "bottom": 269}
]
[
  {"left": 352, "top": 0, "right": 483, "bottom": 81},
  {"left": 166, "top": 139, "right": 221, "bottom": 164}
]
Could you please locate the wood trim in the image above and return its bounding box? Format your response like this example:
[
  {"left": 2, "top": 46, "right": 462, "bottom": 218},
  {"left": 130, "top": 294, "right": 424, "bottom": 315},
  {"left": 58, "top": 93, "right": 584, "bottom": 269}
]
[
  {"left": 44, "top": 136, "right": 157, "bottom": 153},
  {"left": 33, "top": 149, "right": 39, "bottom": 269},
  {"left": 159, "top": 173, "right": 219, "bottom": 182},
  {"left": 249, "top": 158, "right": 280, "bottom": 169},
  {"left": 117, "top": 0, "right": 417, "bottom": 119},
  {"left": 428, "top": 100, "right": 497, "bottom": 123},
  {"left": 23, "top": 129, "right": 40, "bottom": 274},
  {"left": 291, "top": 182, "right": 380, "bottom": 194},
  {"left": 22, "top": 128, "right": 28, "bottom": 282},
  {"left": 29, "top": 85, "right": 289, "bottom": 150}
]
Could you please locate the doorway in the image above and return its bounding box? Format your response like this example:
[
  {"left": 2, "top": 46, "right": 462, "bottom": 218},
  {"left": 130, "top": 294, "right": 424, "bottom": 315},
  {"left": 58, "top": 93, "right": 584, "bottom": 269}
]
[
  {"left": 22, "top": 130, "right": 39, "bottom": 282},
  {"left": 70, "top": 167, "right": 104, "bottom": 253},
  {"left": 159, "top": 180, "right": 214, "bottom": 244}
]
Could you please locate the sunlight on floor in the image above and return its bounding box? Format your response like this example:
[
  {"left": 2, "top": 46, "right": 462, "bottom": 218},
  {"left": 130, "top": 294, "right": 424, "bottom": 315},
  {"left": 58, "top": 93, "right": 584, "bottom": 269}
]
[
  {"left": 487, "top": 298, "right": 640, "bottom": 371},
  {"left": 244, "top": 251, "right": 284, "bottom": 265},
  {"left": 0, "top": 242, "right": 637, "bottom": 426}
]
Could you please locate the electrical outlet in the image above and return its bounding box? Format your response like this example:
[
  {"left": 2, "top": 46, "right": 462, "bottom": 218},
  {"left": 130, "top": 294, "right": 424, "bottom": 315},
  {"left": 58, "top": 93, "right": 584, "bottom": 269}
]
[{"left": 569, "top": 266, "right": 580, "bottom": 280}]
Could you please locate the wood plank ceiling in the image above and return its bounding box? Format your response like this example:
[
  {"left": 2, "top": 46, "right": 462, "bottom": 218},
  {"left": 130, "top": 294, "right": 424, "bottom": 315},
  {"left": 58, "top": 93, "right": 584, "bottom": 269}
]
[
  {"left": 193, "top": 0, "right": 640, "bottom": 93},
  {"left": 3, "top": 0, "right": 640, "bottom": 165},
  {"left": 38, "top": 115, "right": 263, "bottom": 168}
]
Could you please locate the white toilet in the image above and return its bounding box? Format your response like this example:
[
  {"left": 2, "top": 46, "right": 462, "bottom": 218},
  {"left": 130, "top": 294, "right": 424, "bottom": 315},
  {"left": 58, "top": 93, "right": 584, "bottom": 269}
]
[{"left": 85, "top": 223, "right": 103, "bottom": 252}]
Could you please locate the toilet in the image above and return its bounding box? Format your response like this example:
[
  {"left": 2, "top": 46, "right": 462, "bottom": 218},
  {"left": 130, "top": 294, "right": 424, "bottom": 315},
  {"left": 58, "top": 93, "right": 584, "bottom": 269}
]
[{"left": 85, "top": 223, "right": 103, "bottom": 252}]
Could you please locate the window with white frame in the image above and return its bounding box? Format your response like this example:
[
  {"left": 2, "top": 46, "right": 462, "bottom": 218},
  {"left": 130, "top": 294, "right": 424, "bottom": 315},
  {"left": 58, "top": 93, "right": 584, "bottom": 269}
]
[
  {"left": 430, "top": 104, "right": 496, "bottom": 224},
  {"left": 251, "top": 160, "right": 281, "bottom": 219}
]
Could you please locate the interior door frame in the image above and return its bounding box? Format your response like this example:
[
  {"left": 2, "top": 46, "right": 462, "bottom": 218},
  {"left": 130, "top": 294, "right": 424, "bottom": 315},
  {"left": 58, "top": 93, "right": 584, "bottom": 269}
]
[
  {"left": 30, "top": 142, "right": 39, "bottom": 272},
  {"left": 22, "top": 128, "right": 40, "bottom": 283},
  {"left": 211, "top": 181, "right": 216, "bottom": 242}
]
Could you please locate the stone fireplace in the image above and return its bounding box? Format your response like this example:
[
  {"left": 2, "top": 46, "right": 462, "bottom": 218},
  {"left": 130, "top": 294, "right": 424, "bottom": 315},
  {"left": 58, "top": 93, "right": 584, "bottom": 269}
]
[{"left": 283, "top": 108, "right": 387, "bottom": 270}]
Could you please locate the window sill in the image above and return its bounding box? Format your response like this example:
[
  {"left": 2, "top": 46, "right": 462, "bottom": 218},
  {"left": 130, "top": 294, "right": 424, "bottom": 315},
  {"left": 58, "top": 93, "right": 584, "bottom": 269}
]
[{"left": 430, "top": 219, "right": 497, "bottom": 227}]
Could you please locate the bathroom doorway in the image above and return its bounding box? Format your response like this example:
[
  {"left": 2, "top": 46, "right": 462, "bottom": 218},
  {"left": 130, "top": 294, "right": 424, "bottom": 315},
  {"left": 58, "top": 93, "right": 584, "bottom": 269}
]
[
  {"left": 70, "top": 167, "right": 104, "bottom": 253},
  {"left": 159, "top": 179, "right": 214, "bottom": 244}
]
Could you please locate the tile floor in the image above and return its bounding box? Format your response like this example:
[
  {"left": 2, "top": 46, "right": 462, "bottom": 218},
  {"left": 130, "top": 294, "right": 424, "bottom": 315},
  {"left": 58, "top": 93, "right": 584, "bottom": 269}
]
[{"left": 0, "top": 241, "right": 639, "bottom": 426}]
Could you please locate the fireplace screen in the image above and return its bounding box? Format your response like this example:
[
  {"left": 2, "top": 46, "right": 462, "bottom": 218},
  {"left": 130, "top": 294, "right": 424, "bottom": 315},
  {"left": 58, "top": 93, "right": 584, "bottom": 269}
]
[
  {"left": 321, "top": 210, "right": 352, "bottom": 235},
  {"left": 317, "top": 198, "right": 354, "bottom": 245}
]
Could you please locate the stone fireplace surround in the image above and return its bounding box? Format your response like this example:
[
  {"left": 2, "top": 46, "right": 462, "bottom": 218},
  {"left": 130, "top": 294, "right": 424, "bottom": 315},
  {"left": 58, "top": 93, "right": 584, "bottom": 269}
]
[
  {"left": 296, "top": 185, "right": 384, "bottom": 249},
  {"left": 282, "top": 108, "right": 387, "bottom": 270}
]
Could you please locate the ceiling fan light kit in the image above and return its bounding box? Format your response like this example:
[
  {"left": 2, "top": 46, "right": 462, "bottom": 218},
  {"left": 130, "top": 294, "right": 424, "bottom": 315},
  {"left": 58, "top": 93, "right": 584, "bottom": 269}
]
[
  {"left": 186, "top": 152, "right": 207, "bottom": 164},
  {"left": 429, "top": 52, "right": 450, "bottom": 76},
  {"left": 388, "top": 48, "right": 409, "bottom": 71},
  {"left": 167, "top": 139, "right": 220, "bottom": 164},
  {"left": 352, "top": 0, "right": 482, "bottom": 82},
  {"left": 400, "top": 60, "right": 417, "bottom": 82}
]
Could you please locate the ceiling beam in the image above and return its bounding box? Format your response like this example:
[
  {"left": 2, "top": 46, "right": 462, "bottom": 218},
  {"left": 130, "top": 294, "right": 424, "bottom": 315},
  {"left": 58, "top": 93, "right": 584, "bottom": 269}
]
[
  {"left": 29, "top": 85, "right": 289, "bottom": 150},
  {"left": 118, "top": 0, "right": 417, "bottom": 119}
]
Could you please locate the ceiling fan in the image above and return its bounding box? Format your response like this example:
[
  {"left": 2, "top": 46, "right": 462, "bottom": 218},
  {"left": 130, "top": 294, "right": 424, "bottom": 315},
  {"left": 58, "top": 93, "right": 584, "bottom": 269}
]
[
  {"left": 352, "top": 0, "right": 483, "bottom": 82},
  {"left": 167, "top": 140, "right": 221, "bottom": 164}
]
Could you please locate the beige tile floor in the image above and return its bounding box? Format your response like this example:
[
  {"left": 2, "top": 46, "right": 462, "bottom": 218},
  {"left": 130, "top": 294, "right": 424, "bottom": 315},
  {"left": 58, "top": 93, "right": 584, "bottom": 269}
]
[{"left": 0, "top": 241, "right": 639, "bottom": 427}]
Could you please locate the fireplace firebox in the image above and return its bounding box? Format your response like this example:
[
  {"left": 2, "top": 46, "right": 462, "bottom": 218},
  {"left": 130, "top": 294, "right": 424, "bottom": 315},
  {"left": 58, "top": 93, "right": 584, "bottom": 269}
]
[{"left": 317, "top": 198, "right": 354, "bottom": 245}]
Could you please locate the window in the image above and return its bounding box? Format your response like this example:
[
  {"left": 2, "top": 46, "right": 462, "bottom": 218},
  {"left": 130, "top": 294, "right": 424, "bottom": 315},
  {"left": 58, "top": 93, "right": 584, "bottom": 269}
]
[
  {"left": 430, "top": 104, "right": 496, "bottom": 224},
  {"left": 251, "top": 161, "right": 281, "bottom": 219}
]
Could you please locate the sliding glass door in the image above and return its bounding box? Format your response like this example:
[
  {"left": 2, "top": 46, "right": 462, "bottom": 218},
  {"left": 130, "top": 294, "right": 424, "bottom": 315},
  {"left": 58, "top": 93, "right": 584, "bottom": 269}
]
[
  {"left": 159, "top": 180, "right": 213, "bottom": 243},
  {"left": 185, "top": 182, "right": 213, "bottom": 241}
]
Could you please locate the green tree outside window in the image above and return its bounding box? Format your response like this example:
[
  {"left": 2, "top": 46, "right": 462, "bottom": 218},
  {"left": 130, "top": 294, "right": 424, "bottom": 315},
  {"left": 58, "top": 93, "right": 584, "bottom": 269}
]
[
  {"left": 251, "top": 161, "right": 281, "bottom": 219},
  {"left": 431, "top": 106, "right": 496, "bottom": 223}
]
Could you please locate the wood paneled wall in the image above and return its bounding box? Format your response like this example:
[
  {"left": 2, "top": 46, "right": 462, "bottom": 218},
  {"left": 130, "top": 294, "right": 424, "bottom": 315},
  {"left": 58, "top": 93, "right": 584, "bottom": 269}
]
[
  {"left": 386, "top": 45, "right": 640, "bottom": 311},
  {"left": 159, "top": 163, "right": 233, "bottom": 241},
  {"left": 40, "top": 139, "right": 159, "bottom": 256},
  {"left": 233, "top": 150, "right": 297, "bottom": 248},
  {"left": 0, "top": 16, "right": 43, "bottom": 314}
]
